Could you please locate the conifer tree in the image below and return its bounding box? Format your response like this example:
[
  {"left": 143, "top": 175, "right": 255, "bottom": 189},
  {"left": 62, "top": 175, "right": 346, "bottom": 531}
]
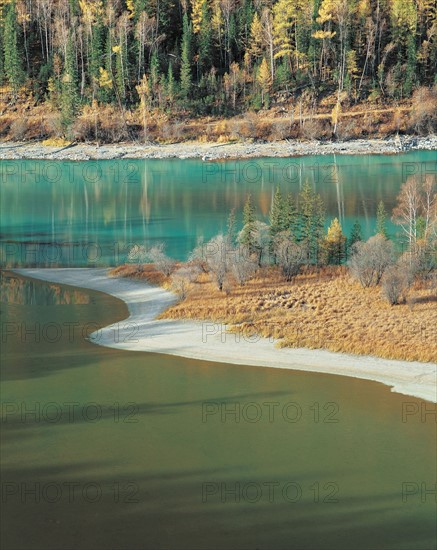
[
  {"left": 270, "top": 186, "right": 287, "bottom": 237},
  {"left": 349, "top": 220, "right": 362, "bottom": 248},
  {"left": 3, "top": 0, "right": 23, "bottom": 98},
  {"left": 298, "top": 180, "right": 325, "bottom": 263},
  {"left": 198, "top": 0, "right": 212, "bottom": 73},
  {"left": 241, "top": 193, "right": 257, "bottom": 253},
  {"left": 180, "top": 13, "right": 192, "bottom": 99},
  {"left": 285, "top": 193, "right": 297, "bottom": 236}
]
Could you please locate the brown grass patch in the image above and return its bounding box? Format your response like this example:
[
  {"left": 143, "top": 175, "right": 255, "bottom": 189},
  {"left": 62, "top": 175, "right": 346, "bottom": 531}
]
[{"left": 111, "top": 264, "right": 437, "bottom": 362}]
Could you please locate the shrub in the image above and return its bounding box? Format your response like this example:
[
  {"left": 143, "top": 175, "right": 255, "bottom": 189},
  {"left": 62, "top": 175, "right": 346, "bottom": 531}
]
[
  {"left": 349, "top": 235, "right": 395, "bottom": 287},
  {"left": 335, "top": 119, "right": 358, "bottom": 141},
  {"left": 381, "top": 265, "right": 409, "bottom": 305},
  {"left": 410, "top": 86, "right": 437, "bottom": 135},
  {"left": 170, "top": 266, "right": 196, "bottom": 299},
  {"left": 274, "top": 232, "right": 305, "bottom": 281},
  {"left": 230, "top": 250, "right": 257, "bottom": 285},
  {"left": 9, "top": 118, "right": 28, "bottom": 140},
  {"left": 204, "top": 234, "right": 230, "bottom": 291},
  {"left": 269, "top": 120, "right": 290, "bottom": 140},
  {"left": 158, "top": 120, "right": 184, "bottom": 142},
  {"left": 300, "top": 119, "right": 326, "bottom": 140},
  {"left": 147, "top": 243, "right": 175, "bottom": 277}
]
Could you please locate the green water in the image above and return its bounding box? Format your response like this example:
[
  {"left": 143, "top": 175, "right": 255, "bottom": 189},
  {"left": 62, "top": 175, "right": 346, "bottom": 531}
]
[
  {"left": 1, "top": 151, "right": 436, "bottom": 266},
  {"left": 1, "top": 152, "right": 436, "bottom": 548},
  {"left": 1, "top": 271, "right": 436, "bottom": 550}
]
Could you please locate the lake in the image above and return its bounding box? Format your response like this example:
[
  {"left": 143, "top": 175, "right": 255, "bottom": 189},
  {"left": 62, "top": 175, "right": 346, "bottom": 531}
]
[
  {"left": 1, "top": 151, "right": 436, "bottom": 266},
  {"left": 1, "top": 152, "right": 436, "bottom": 549}
]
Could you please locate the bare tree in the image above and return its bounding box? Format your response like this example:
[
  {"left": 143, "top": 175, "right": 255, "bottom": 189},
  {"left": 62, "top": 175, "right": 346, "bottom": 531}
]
[
  {"left": 381, "top": 265, "right": 410, "bottom": 305},
  {"left": 230, "top": 249, "right": 257, "bottom": 285},
  {"left": 127, "top": 244, "right": 147, "bottom": 271},
  {"left": 204, "top": 234, "right": 231, "bottom": 291},
  {"left": 147, "top": 243, "right": 175, "bottom": 276},
  {"left": 188, "top": 236, "right": 208, "bottom": 273},
  {"left": 349, "top": 235, "right": 394, "bottom": 287},
  {"left": 392, "top": 175, "right": 436, "bottom": 246},
  {"left": 274, "top": 232, "right": 305, "bottom": 281},
  {"left": 170, "top": 266, "right": 197, "bottom": 299}
]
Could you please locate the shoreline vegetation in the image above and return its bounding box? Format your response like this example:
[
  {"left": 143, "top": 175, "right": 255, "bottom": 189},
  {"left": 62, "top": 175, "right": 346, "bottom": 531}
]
[
  {"left": 109, "top": 181, "right": 437, "bottom": 364},
  {"left": 12, "top": 267, "right": 437, "bottom": 403},
  {"left": 1, "top": 0, "right": 436, "bottom": 147},
  {"left": 0, "top": 134, "right": 436, "bottom": 161},
  {"left": 111, "top": 263, "right": 437, "bottom": 364}
]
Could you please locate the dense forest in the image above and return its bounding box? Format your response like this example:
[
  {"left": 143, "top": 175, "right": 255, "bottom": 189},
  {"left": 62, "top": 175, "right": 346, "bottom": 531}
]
[{"left": 0, "top": 0, "right": 436, "bottom": 138}]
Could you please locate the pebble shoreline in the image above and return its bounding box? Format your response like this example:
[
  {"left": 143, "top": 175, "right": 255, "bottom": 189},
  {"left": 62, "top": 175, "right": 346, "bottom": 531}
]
[{"left": 1, "top": 135, "right": 436, "bottom": 161}]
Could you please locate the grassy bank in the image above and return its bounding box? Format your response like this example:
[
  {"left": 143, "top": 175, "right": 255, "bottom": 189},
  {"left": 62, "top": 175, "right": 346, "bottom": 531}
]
[
  {"left": 110, "top": 264, "right": 437, "bottom": 363},
  {"left": 1, "top": 90, "right": 434, "bottom": 145}
]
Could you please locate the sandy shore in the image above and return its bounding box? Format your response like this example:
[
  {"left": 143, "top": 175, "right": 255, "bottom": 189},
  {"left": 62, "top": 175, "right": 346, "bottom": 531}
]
[
  {"left": 12, "top": 268, "right": 436, "bottom": 402},
  {"left": 1, "top": 135, "right": 436, "bottom": 161}
]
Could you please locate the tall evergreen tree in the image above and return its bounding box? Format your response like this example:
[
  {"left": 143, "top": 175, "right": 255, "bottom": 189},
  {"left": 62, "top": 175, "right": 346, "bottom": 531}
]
[
  {"left": 349, "top": 220, "right": 363, "bottom": 248},
  {"left": 270, "top": 186, "right": 287, "bottom": 237},
  {"left": 3, "top": 0, "right": 23, "bottom": 98},
  {"left": 298, "top": 180, "right": 325, "bottom": 263},
  {"left": 240, "top": 193, "right": 257, "bottom": 253},
  {"left": 180, "top": 14, "right": 192, "bottom": 99}
]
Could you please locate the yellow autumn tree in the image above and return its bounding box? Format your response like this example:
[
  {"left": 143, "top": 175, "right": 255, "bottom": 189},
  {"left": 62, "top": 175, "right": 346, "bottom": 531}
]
[
  {"left": 272, "top": 0, "right": 309, "bottom": 69},
  {"left": 257, "top": 57, "right": 271, "bottom": 106},
  {"left": 248, "top": 12, "right": 263, "bottom": 60},
  {"left": 136, "top": 74, "right": 151, "bottom": 141},
  {"left": 191, "top": 0, "right": 204, "bottom": 34},
  {"left": 322, "top": 218, "right": 347, "bottom": 264},
  {"left": 98, "top": 67, "right": 112, "bottom": 89}
]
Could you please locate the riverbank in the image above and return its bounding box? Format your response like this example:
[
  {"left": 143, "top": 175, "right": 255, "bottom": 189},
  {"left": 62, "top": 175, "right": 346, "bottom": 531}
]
[
  {"left": 1, "top": 135, "right": 436, "bottom": 161},
  {"left": 12, "top": 268, "right": 437, "bottom": 403}
]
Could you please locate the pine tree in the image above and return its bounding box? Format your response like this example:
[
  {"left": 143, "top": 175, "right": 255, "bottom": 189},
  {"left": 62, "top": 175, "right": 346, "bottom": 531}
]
[
  {"left": 240, "top": 193, "right": 257, "bottom": 253},
  {"left": 198, "top": 0, "right": 212, "bottom": 73},
  {"left": 349, "top": 220, "right": 362, "bottom": 248},
  {"left": 3, "top": 0, "right": 23, "bottom": 98},
  {"left": 298, "top": 180, "right": 325, "bottom": 263},
  {"left": 270, "top": 186, "right": 286, "bottom": 237},
  {"left": 180, "top": 14, "right": 192, "bottom": 99},
  {"left": 166, "top": 63, "right": 176, "bottom": 107},
  {"left": 376, "top": 200, "right": 388, "bottom": 238},
  {"left": 285, "top": 193, "right": 297, "bottom": 236}
]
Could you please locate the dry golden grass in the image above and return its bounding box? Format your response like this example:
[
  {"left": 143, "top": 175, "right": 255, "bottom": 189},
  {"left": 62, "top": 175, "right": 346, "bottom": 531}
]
[{"left": 110, "top": 264, "right": 437, "bottom": 363}]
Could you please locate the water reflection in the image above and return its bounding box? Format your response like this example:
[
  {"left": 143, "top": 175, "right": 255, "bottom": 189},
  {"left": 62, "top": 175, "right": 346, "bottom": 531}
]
[
  {"left": 1, "top": 152, "right": 435, "bottom": 266},
  {"left": 0, "top": 272, "right": 91, "bottom": 305}
]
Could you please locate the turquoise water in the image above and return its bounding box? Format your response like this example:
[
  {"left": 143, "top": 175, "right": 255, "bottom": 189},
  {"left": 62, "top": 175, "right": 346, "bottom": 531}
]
[{"left": 1, "top": 151, "right": 436, "bottom": 266}]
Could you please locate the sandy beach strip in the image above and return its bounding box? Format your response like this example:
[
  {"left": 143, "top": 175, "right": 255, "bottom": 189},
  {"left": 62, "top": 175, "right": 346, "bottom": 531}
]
[
  {"left": 1, "top": 136, "right": 436, "bottom": 161},
  {"left": 12, "top": 268, "right": 437, "bottom": 403}
]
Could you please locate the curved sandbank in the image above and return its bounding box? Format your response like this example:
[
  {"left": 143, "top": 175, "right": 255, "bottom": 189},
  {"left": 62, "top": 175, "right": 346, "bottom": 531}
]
[{"left": 12, "top": 268, "right": 437, "bottom": 403}]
